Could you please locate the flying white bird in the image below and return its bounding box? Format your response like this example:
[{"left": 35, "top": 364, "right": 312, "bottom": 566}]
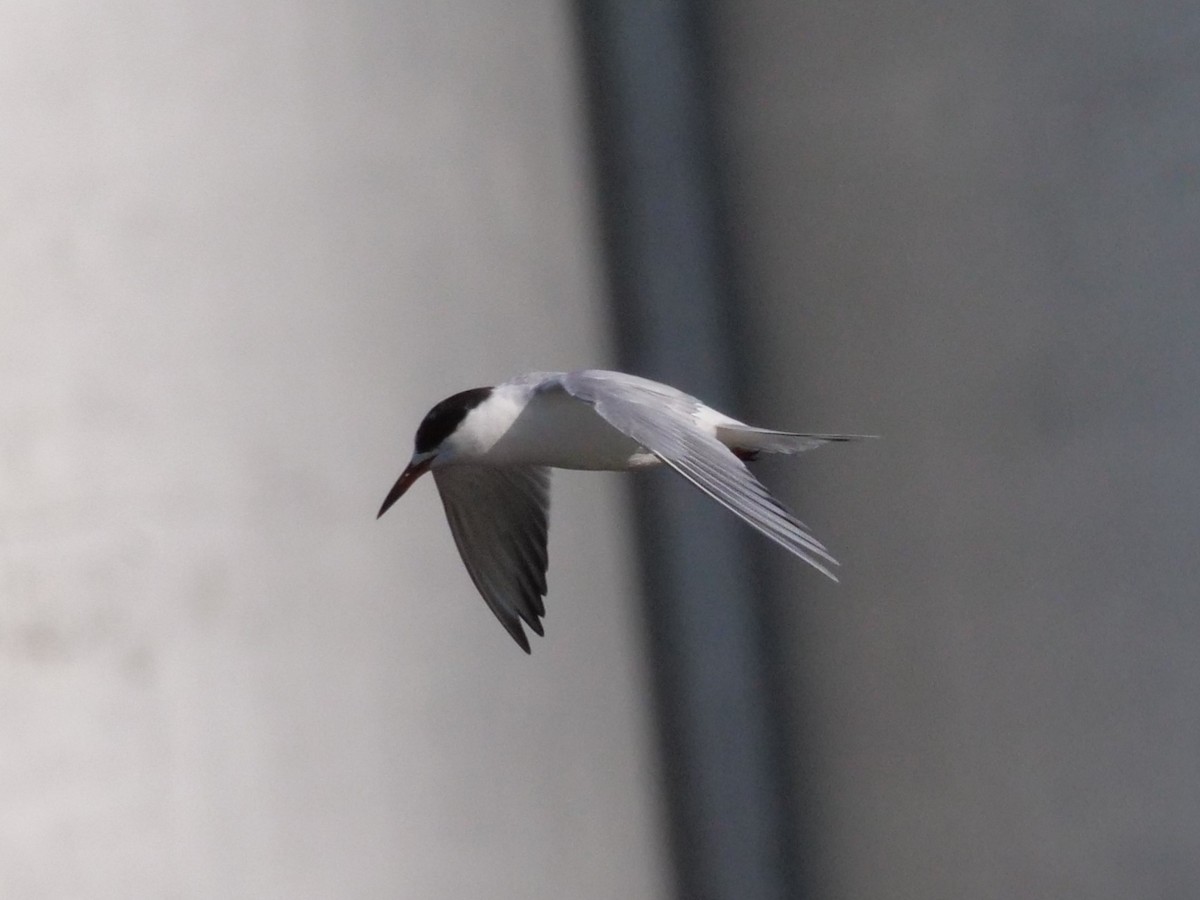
[{"left": 378, "top": 370, "right": 866, "bottom": 652}]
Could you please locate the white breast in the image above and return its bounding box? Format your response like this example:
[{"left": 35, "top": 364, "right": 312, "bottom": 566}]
[{"left": 451, "top": 386, "right": 658, "bottom": 471}]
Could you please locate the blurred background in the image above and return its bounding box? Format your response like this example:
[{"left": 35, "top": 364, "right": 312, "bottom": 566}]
[{"left": 2, "top": 2, "right": 1198, "bottom": 898}]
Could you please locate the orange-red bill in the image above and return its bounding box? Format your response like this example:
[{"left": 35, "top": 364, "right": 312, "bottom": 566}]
[{"left": 377, "top": 457, "right": 433, "bottom": 519}]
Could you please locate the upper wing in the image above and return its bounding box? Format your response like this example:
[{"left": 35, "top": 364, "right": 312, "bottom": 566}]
[
  {"left": 559, "top": 370, "right": 839, "bottom": 579},
  {"left": 433, "top": 465, "right": 551, "bottom": 652}
]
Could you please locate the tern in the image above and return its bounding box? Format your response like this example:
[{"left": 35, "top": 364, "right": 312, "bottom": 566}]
[{"left": 378, "top": 369, "right": 865, "bottom": 652}]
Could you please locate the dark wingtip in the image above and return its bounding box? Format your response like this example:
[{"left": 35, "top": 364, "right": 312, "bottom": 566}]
[
  {"left": 512, "top": 626, "right": 532, "bottom": 655},
  {"left": 506, "top": 614, "right": 545, "bottom": 654}
]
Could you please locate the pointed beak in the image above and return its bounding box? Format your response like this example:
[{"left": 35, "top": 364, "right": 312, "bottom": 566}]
[{"left": 377, "top": 457, "right": 433, "bottom": 519}]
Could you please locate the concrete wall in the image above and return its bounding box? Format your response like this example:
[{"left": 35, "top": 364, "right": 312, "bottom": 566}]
[
  {"left": 0, "top": 4, "right": 667, "bottom": 898},
  {"left": 709, "top": 2, "right": 1200, "bottom": 898}
]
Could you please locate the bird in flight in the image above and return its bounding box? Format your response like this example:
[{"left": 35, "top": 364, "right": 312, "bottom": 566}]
[{"left": 378, "top": 370, "right": 867, "bottom": 652}]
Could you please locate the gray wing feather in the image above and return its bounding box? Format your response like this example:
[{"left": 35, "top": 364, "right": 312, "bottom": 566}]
[
  {"left": 559, "top": 371, "right": 838, "bottom": 580},
  {"left": 434, "top": 465, "right": 551, "bottom": 652}
]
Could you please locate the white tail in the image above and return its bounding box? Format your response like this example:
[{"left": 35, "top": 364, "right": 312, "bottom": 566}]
[{"left": 717, "top": 425, "right": 876, "bottom": 457}]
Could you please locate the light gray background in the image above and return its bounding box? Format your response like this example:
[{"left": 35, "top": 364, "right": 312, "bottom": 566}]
[
  {"left": 4, "top": 1, "right": 1199, "bottom": 898},
  {"left": 1, "top": 4, "right": 666, "bottom": 898}
]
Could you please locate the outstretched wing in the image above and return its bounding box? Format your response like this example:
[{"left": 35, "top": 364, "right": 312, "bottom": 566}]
[
  {"left": 558, "top": 370, "right": 839, "bottom": 580},
  {"left": 433, "top": 465, "right": 551, "bottom": 652}
]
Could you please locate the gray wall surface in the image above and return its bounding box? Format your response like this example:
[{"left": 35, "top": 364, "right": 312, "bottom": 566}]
[
  {"left": 709, "top": 2, "right": 1200, "bottom": 898},
  {"left": 9, "top": 2, "right": 1199, "bottom": 897},
  {"left": 0, "top": 4, "right": 667, "bottom": 898}
]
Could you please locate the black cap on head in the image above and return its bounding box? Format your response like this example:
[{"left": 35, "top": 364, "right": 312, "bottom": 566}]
[{"left": 414, "top": 386, "right": 493, "bottom": 453}]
